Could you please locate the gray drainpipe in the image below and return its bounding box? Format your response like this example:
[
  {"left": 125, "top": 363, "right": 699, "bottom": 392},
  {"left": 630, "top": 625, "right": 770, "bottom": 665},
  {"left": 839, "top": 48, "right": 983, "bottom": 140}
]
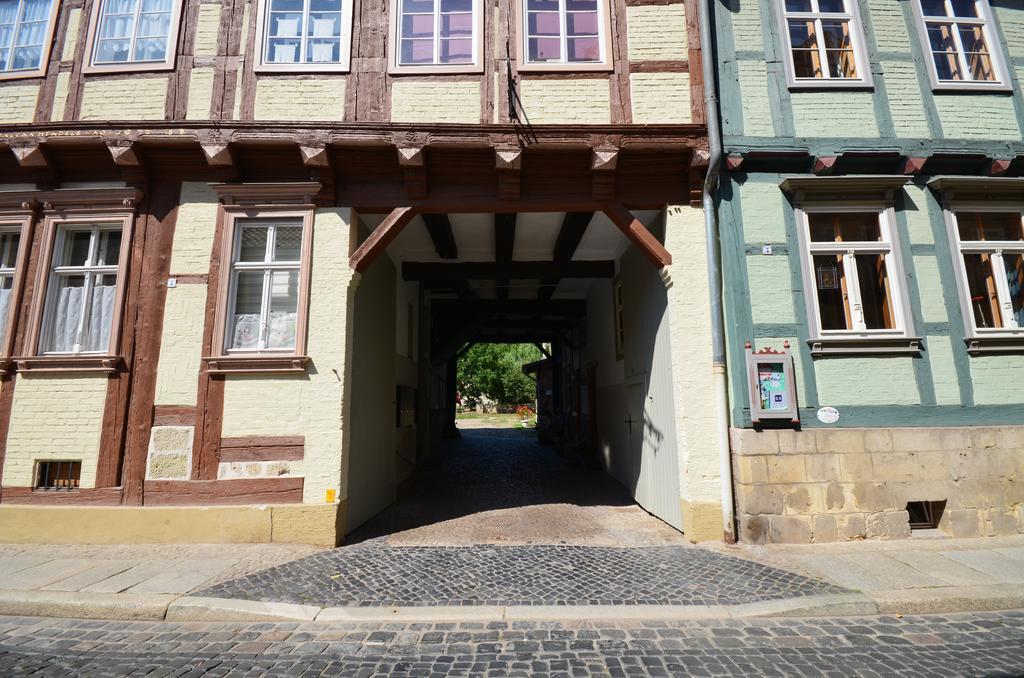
[{"left": 699, "top": 0, "right": 736, "bottom": 543}]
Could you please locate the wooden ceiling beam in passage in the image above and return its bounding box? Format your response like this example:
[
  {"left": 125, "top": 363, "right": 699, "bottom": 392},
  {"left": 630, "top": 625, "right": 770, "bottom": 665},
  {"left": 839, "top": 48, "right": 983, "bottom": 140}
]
[
  {"left": 422, "top": 213, "right": 458, "bottom": 259},
  {"left": 349, "top": 206, "right": 418, "bottom": 273},
  {"left": 494, "top": 213, "right": 516, "bottom": 302},
  {"left": 602, "top": 203, "right": 672, "bottom": 268},
  {"left": 404, "top": 260, "right": 615, "bottom": 281},
  {"left": 539, "top": 210, "right": 594, "bottom": 302}
]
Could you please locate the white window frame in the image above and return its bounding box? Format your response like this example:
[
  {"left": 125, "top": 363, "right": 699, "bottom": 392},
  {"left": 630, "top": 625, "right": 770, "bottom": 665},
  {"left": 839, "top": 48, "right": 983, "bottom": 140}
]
[
  {"left": 795, "top": 203, "right": 917, "bottom": 351},
  {"left": 254, "top": 0, "right": 354, "bottom": 73},
  {"left": 388, "top": 0, "right": 483, "bottom": 74},
  {"left": 946, "top": 205, "right": 1024, "bottom": 342},
  {"left": 38, "top": 223, "right": 125, "bottom": 355},
  {"left": 0, "top": 0, "right": 61, "bottom": 80},
  {"left": 910, "top": 0, "right": 1010, "bottom": 92},
  {"left": 0, "top": 216, "right": 30, "bottom": 362},
  {"left": 83, "top": 0, "right": 185, "bottom": 73},
  {"left": 775, "top": 0, "right": 873, "bottom": 89},
  {"left": 223, "top": 220, "right": 304, "bottom": 354},
  {"left": 515, "top": 0, "right": 612, "bottom": 73}
]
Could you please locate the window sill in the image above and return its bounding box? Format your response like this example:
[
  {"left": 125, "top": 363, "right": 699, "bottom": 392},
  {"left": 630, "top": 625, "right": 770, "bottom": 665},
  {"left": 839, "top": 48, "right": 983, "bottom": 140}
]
[
  {"left": 787, "top": 80, "right": 874, "bottom": 91},
  {"left": 12, "top": 355, "right": 124, "bottom": 374},
  {"left": 517, "top": 62, "right": 613, "bottom": 74},
  {"left": 81, "top": 61, "right": 176, "bottom": 75},
  {"left": 808, "top": 337, "right": 922, "bottom": 356},
  {"left": 389, "top": 64, "right": 485, "bottom": 76},
  {"left": 931, "top": 82, "right": 1013, "bottom": 94},
  {"left": 965, "top": 336, "right": 1024, "bottom": 355},
  {"left": 253, "top": 64, "right": 350, "bottom": 75},
  {"left": 203, "top": 355, "right": 310, "bottom": 375}
]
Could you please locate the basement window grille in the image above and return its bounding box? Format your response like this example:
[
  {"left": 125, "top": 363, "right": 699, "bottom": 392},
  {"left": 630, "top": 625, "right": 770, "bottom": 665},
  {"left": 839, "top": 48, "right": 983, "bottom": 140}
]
[
  {"left": 35, "top": 460, "right": 81, "bottom": 491},
  {"left": 907, "top": 500, "right": 945, "bottom": 530}
]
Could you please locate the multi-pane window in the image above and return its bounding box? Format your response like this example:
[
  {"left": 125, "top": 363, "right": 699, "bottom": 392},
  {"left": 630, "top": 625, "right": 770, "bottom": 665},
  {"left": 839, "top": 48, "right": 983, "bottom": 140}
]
[
  {"left": 262, "top": 0, "right": 347, "bottom": 67},
  {"left": 0, "top": 0, "right": 56, "bottom": 75},
  {"left": 39, "top": 225, "right": 123, "bottom": 354},
  {"left": 397, "top": 0, "right": 475, "bottom": 67},
  {"left": 0, "top": 230, "right": 20, "bottom": 346},
  {"left": 915, "top": 0, "right": 1006, "bottom": 88},
  {"left": 952, "top": 211, "right": 1024, "bottom": 334},
  {"left": 91, "top": 0, "right": 176, "bottom": 65},
  {"left": 780, "top": 0, "right": 868, "bottom": 84},
  {"left": 226, "top": 221, "right": 303, "bottom": 352},
  {"left": 802, "top": 211, "right": 906, "bottom": 335},
  {"left": 523, "top": 0, "right": 605, "bottom": 66}
]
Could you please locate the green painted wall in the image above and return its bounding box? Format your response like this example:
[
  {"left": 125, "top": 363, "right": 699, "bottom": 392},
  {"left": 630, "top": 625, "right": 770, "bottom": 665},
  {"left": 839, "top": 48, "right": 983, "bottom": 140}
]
[
  {"left": 719, "top": 173, "right": 1024, "bottom": 428},
  {"left": 714, "top": 0, "right": 1024, "bottom": 154}
]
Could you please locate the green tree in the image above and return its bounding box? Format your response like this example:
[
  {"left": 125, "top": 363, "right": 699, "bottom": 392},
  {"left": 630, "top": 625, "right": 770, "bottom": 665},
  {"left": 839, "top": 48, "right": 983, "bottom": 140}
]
[{"left": 457, "top": 343, "right": 542, "bottom": 405}]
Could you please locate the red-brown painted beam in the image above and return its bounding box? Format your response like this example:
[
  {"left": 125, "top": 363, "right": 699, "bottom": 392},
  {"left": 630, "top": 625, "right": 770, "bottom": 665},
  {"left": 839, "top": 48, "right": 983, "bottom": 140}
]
[
  {"left": 602, "top": 203, "right": 672, "bottom": 268},
  {"left": 349, "top": 206, "right": 417, "bottom": 273}
]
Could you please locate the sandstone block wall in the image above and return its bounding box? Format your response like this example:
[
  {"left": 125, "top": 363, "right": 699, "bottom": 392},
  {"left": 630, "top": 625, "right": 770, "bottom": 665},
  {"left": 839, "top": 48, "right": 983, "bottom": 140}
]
[{"left": 732, "top": 426, "right": 1024, "bottom": 543}]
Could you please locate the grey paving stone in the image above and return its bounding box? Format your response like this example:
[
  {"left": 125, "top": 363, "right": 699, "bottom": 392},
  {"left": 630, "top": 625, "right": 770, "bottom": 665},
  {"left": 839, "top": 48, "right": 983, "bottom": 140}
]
[
  {"left": 197, "top": 543, "right": 845, "bottom": 608},
  {"left": 886, "top": 552, "right": 998, "bottom": 587},
  {"left": 0, "top": 612, "right": 1022, "bottom": 677},
  {"left": 81, "top": 563, "right": 169, "bottom": 594},
  {"left": 39, "top": 561, "right": 138, "bottom": 592},
  {"left": 942, "top": 551, "right": 1024, "bottom": 584}
]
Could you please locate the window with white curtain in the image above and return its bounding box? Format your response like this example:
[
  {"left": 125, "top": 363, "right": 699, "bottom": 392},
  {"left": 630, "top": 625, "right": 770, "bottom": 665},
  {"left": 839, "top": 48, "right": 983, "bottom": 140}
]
[
  {"left": 912, "top": 0, "right": 1009, "bottom": 90},
  {"left": 226, "top": 221, "right": 303, "bottom": 352},
  {"left": 776, "top": 0, "right": 871, "bottom": 87},
  {"left": 0, "top": 0, "right": 58, "bottom": 77},
  {"left": 0, "top": 229, "right": 20, "bottom": 346},
  {"left": 259, "top": 0, "right": 352, "bottom": 70},
  {"left": 90, "top": 0, "right": 177, "bottom": 66},
  {"left": 394, "top": 0, "right": 479, "bottom": 69},
  {"left": 520, "top": 0, "right": 610, "bottom": 70},
  {"left": 39, "top": 225, "right": 122, "bottom": 355},
  {"left": 950, "top": 210, "right": 1024, "bottom": 335}
]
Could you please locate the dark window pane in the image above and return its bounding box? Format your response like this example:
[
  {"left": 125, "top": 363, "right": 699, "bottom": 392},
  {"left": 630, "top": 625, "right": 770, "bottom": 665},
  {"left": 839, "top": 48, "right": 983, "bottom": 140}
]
[
  {"left": 820, "top": 20, "right": 851, "bottom": 49},
  {"left": 814, "top": 254, "right": 849, "bottom": 330},
  {"left": 957, "top": 212, "right": 1024, "bottom": 242},
  {"left": 817, "top": 0, "right": 845, "bottom": 13},
  {"left": 788, "top": 19, "right": 817, "bottom": 49},
  {"left": 567, "top": 11, "right": 598, "bottom": 36},
  {"left": 962, "top": 253, "right": 1001, "bottom": 328},
  {"left": 950, "top": 0, "right": 978, "bottom": 17},
  {"left": 808, "top": 212, "right": 881, "bottom": 242},
  {"left": 785, "top": 0, "right": 812, "bottom": 11},
  {"left": 792, "top": 48, "right": 821, "bottom": 77},
  {"left": 1006, "top": 253, "right": 1024, "bottom": 328},
  {"left": 856, "top": 254, "right": 895, "bottom": 330},
  {"left": 61, "top": 230, "right": 92, "bottom": 267},
  {"left": 567, "top": 36, "right": 599, "bottom": 61},
  {"left": 932, "top": 50, "right": 962, "bottom": 80},
  {"left": 528, "top": 36, "right": 560, "bottom": 61},
  {"left": 920, "top": 0, "right": 948, "bottom": 16}
]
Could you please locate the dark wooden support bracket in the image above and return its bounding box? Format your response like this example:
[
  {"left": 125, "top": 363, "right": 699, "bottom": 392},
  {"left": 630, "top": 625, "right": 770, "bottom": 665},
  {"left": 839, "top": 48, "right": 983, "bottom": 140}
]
[
  {"left": 591, "top": 148, "right": 618, "bottom": 201},
  {"left": 813, "top": 155, "right": 838, "bottom": 175},
  {"left": 603, "top": 203, "right": 672, "bottom": 268},
  {"left": 422, "top": 213, "right": 458, "bottom": 259},
  {"left": 350, "top": 206, "right": 418, "bottom": 272},
  {"left": 10, "top": 143, "right": 47, "bottom": 167},
  {"left": 398, "top": 147, "right": 427, "bottom": 200},
  {"left": 107, "top": 141, "right": 141, "bottom": 167},
  {"left": 496, "top": 148, "right": 522, "bottom": 201},
  {"left": 201, "top": 142, "right": 235, "bottom": 167},
  {"left": 300, "top": 143, "right": 335, "bottom": 205},
  {"left": 725, "top": 155, "right": 745, "bottom": 171},
  {"left": 901, "top": 156, "right": 928, "bottom": 175},
  {"left": 988, "top": 158, "right": 1012, "bottom": 176},
  {"left": 299, "top": 143, "right": 330, "bottom": 167}
]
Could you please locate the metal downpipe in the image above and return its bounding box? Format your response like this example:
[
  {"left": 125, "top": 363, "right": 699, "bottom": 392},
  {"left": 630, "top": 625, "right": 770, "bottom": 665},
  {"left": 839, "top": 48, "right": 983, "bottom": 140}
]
[{"left": 699, "top": 0, "right": 736, "bottom": 543}]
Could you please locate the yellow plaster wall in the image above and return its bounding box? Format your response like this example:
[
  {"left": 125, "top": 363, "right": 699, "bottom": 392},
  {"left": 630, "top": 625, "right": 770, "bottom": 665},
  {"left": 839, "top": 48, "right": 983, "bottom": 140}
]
[
  {"left": 3, "top": 375, "right": 108, "bottom": 488},
  {"left": 80, "top": 77, "right": 168, "bottom": 120},
  {"left": 626, "top": 4, "right": 687, "bottom": 61},
  {"left": 61, "top": 8, "right": 81, "bottom": 61},
  {"left": 629, "top": 72, "right": 690, "bottom": 124},
  {"left": 664, "top": 205, "right": 721, "bottom": 511},
  {"left": 168, "top": 183, "right": 219, "bottom": 274},
  {"left": 253, "top": 78, "right": 345, "bottom": 121},
  {"left": 51, "top": 72, "right": 70, "bottom": 121},
  {"left": 518, "top": 78, "right": 610, "bottom": 124},
  {"left": 0, "top": 84, "right": 39, "bottom": 123},
  {"left": 391, "top": 80, "right": 480, "bottom": 123},
  {"left": 154, "top": 284, "right": 208, "bottom": 407},
  {"left": 193, "top": 5, "right": 222, "bottom": 57},
  {"left": 186, "top": 68, "right": 215, "bottom": 120},
  {"left": 220, "top": 208, "right": 354, "bottom": 504}
]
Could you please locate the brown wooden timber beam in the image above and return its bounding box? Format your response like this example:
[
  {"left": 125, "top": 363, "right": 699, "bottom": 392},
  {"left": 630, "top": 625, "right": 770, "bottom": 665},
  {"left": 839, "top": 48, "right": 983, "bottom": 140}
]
[
  {"left": 494, "top": 213, "right": 516, "bottom": 302},
  {"left": 422, "top": 213, "right": 458, "bottom": 259},
  {"left": 350, "top": 206, "right": 418, "bottom": 273},
  {"left": 404, "top": 260, "right": 615, "bottom": 281},
  {"left": 540, "top": 211, "right": 594, "bottom": 302},
  {"left": 602, "top": 203, "right": 672, "bottom": 268}
]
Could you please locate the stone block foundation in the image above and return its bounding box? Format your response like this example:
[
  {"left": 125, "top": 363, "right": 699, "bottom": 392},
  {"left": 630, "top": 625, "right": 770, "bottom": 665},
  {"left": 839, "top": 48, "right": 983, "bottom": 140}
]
[{"left": 731, "top": 426, "right": 1024, "bottom": 543}]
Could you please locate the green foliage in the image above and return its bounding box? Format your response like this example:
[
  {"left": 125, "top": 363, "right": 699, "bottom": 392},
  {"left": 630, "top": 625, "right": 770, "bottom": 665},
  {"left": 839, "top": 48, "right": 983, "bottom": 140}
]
[{"left": 457, "top": 343, "right": 543, "bottom": 405}]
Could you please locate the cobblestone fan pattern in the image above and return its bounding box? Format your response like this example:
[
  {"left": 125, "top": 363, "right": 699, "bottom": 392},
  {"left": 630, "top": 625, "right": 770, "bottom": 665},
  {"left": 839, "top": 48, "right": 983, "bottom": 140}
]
[
  {"left": 1, "top": 612, "right": 1023, "bottom": 676},
  {"left": 198, "top": 543, "right": 847, "bottom": 607}
]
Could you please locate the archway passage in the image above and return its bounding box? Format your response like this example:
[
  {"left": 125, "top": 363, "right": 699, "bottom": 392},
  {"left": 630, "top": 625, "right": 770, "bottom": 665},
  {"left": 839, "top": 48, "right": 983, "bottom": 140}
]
[{"left": 345, "top": 208, "right": 686, "bottom": 543}]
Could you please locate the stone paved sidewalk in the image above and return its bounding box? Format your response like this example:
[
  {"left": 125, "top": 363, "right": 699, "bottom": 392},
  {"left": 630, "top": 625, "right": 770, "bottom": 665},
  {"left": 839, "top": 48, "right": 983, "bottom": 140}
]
[
  {"left": 197, "top": 543, "right": 846, "bottom": 607},
  {"left": 1, "top": 611, "right": 1023, "bottom": 676}
]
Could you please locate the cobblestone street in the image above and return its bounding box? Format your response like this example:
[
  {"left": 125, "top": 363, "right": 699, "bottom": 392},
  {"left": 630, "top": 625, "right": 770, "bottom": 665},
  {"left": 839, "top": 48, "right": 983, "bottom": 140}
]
[{"left": 2, "top": 611, "right": 1023, "bottom": 676}]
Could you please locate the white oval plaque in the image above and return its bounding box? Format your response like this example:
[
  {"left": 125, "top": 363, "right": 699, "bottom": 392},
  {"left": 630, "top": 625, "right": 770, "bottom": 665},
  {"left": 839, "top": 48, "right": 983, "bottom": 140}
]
[{"left": 816, "top": 406, "right": 840, "bottom": 424}]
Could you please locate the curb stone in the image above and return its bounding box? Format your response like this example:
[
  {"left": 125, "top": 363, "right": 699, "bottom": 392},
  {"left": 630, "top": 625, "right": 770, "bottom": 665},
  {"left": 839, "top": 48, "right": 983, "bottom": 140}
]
[
  {"left": 0, "top": 589, "right": 175, "bottom": 621},
  {"left": 164, "top": 596, "right": 320, "bottom": 622}
]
